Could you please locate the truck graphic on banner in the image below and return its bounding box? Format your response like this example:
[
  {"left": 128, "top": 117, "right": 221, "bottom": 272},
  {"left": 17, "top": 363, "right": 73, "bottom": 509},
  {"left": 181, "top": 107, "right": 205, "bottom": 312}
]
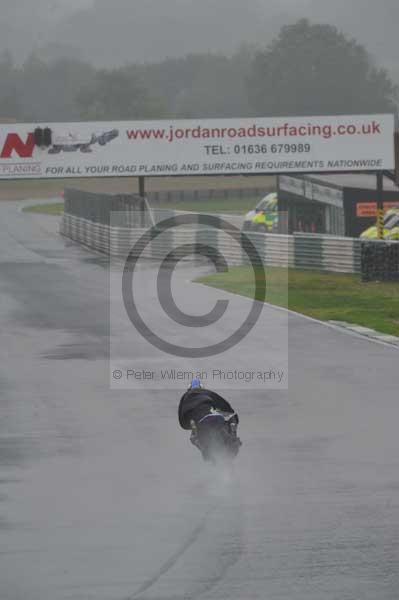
[{"left": 48, "top": 129, "right": 119, "bottom": 154}]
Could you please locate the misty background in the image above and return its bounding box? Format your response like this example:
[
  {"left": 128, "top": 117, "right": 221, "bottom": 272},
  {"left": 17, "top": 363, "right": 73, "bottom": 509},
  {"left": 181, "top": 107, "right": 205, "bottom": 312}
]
[{"left": 0, "top": 0, "right": 398, "bottom": 121}]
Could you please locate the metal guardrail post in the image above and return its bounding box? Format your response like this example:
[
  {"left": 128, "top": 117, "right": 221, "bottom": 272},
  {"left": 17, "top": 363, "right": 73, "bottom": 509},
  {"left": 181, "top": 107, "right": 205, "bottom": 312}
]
[
  {"left": 138, "top": 176, "right": 146, "bottom": 228},
  {"left": 376, "top": 172, "right": 384, "bottom": 240}
]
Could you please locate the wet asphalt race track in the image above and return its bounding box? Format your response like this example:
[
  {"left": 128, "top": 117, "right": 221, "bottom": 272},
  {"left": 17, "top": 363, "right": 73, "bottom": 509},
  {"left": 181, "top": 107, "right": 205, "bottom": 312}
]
[{"left": 1, "top": 200, "right": 399, "bottom": 600}]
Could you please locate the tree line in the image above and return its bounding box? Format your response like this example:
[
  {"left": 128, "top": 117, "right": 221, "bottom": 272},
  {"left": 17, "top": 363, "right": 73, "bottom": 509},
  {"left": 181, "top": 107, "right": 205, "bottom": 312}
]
[{"left": 1, "top": 20, "right": 397, "bottom": 123}]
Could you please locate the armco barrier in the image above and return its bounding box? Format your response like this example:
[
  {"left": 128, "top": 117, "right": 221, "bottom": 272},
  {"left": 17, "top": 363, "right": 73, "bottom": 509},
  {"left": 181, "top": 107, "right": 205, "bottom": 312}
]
[
  {"left": 60, "top": 211, "right": 361, "bottom": 273},
  {"left": 60, "top": 188, "right": 362, "bottom": 273},
  {"left": 64, "top": 188, "right": 152, "bottom": 227},
  {"left": 361, "top": 241, "right": 399, "bottom": 281},
  {"left": 294, "top": 233, "right": 361, "bottom": 274}
]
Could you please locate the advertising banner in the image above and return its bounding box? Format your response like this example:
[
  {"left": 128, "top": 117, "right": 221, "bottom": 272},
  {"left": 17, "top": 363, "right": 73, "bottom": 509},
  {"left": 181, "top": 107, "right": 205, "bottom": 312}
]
[
  {"left": 0, "top": 114, "right": 394, "bottom": 179},
  {"left": 356, "top": 201, "right": 399, "bottom": 217}
]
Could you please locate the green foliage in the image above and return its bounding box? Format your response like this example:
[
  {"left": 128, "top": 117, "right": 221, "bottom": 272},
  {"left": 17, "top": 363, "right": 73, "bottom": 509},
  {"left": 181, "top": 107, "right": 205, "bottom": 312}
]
[
  {"left": 0, "top": 46, "right": 255, "bottom": 122},
  {"left": 138, "top": 47, "right": 255, "bottom": 118},
  {"left": 1, "top": 19, "right": 398, "bottom": 123},
  {"left": 0, "top": 51, "right": 19, "bottom": 119},
  {"left": 19, "top": 53, "right": 96, "bottom": 121},
  {"left": 248, "top": 19, "right": 398, "bottom": 116},
  {"left": 77, "top": 67, "right": 166, "bottom": 120}
]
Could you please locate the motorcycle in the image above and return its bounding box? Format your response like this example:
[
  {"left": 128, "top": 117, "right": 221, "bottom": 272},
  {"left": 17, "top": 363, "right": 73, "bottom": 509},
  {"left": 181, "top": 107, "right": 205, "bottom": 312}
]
[
  {"left": 189, "top": 409, "right": 241, "bottom": 464},
  {"left": 178, "top": 379, "right": 242, "bottom": 464}
]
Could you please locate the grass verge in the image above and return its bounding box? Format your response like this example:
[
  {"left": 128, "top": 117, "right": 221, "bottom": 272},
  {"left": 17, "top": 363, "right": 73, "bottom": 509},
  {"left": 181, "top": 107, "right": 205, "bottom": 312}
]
[
  {"left": 0, "top": 175, "right": 275, "bottom": 201},
  {"left": 198, "top": 266, "right": 399, "bottom": 337},
  {"left": 21, "top": 195, "right": 257, "bottom": 216},
  {"left": 23, "top": 202, "right": 64, "bottom": 215},
  {"left": 153, "top": 196, "right": 258, "bottom": 214}
]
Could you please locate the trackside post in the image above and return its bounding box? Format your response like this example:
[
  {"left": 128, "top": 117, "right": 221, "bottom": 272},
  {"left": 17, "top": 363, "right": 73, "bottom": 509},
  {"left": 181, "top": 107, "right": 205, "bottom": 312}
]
[{"left": 376, "top": 172, "right": 384, "bottom": 240}]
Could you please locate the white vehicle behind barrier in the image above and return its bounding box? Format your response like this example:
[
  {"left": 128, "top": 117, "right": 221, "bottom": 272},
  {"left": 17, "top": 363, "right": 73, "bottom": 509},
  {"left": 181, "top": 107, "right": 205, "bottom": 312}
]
[{"left": 242, "top": 192, "right": 278, "bottom": 232}]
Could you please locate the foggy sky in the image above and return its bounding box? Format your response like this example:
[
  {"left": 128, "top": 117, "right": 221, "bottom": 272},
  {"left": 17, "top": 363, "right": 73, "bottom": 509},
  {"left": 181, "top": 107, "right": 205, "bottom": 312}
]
[{"left": 0, "top": 0, "right": 397, "bottom": 73}]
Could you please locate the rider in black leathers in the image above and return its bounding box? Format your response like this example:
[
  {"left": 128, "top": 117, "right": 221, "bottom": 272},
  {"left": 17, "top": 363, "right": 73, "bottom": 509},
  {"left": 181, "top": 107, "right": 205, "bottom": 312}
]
[{"left": 178, "top": 379, "right": 240, "bottom": 458}]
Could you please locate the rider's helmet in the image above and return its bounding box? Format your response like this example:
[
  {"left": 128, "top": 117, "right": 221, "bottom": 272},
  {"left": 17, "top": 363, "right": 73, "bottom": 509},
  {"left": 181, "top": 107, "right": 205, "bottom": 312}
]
[{"left": 188, "top": 377, "right": 202, "bottom": 390}]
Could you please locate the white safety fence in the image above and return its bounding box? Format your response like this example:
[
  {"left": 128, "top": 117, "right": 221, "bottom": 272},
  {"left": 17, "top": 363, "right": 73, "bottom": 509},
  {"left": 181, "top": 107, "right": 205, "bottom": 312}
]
[{"left": 60, "top": 212, "right": 361, "bottom": 274}]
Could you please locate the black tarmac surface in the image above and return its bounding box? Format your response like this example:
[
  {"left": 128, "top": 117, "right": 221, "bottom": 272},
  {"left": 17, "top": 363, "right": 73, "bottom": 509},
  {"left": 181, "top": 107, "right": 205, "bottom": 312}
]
[{"left": 0, "top": 201, "right": 398, "bottom": 600}]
